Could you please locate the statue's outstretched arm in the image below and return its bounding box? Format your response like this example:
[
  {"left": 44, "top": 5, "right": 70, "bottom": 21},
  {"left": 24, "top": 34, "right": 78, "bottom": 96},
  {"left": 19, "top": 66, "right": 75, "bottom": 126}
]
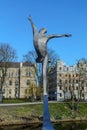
[
  {"left": 28, "top": 16, "right": 37, "bottom": 35},
  {"left": 47, "top": 34, "right": 72, "bottom": 39}
]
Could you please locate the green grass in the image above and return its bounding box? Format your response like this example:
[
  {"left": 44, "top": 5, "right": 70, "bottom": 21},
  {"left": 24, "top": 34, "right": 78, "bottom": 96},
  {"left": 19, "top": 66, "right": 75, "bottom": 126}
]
[
  {"left": 0, "top": 102, "right": 87, "bottom": 125},
  {"left": 49, "top": 103, "right": 72, "bottom": 119},
  {"left": 3, "top": 98, "right": 31, "bottom": 103},
  {"left": 78, "top": 103, "right": 87, "bottom": 117},
  {"left": 48, "top": 103, "right": 87, "bottom": 119}
]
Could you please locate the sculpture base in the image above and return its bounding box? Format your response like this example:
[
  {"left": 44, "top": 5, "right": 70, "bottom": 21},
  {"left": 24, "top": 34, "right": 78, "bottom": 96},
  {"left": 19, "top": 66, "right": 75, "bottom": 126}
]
[{"left": 42, "top": 95, "right": 54, "bottom": 130}]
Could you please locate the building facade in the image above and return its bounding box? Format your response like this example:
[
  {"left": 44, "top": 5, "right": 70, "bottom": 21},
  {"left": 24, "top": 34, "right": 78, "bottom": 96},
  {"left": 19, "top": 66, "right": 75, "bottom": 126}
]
[
  {"left": 48, "top": 60, "right": 87, "bottom": 101},
  {"left": 1, "top": 59, "right": 87, "bottom": 101},
  {"left": 1, "top": 62, "right": 36, "bottom": 99}
]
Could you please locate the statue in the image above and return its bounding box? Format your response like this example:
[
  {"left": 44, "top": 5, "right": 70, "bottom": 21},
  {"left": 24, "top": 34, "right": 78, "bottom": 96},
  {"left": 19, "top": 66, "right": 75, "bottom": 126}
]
[
  {"left": 28, "top": 16, "right": 71, "bottom": 130},
  {"left": 28, "top": 16, "right": 71, "bottom": 63}
]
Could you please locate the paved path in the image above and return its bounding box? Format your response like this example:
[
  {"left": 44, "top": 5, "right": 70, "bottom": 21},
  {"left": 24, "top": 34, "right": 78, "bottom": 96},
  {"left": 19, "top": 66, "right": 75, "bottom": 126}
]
[
  {"left": 0, "top": 101, "right": 58, "bottom": 106},
  {"left": 0, "top": 102, "right": 43, "bottom": 106},
  {"left": 0, "top": 101, "right": 86, "bottom": 107}
]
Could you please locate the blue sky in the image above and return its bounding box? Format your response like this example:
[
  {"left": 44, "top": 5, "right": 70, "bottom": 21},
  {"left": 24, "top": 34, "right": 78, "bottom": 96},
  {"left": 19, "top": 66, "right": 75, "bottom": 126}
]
[{"left": 0, "top": 0, "right": 87, "bottom": 65}]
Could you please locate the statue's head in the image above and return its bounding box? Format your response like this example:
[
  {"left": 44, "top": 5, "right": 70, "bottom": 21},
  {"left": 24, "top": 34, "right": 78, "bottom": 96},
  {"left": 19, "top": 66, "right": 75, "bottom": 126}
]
[{"left": 39, "top": 28, "right": 47, "bottom": 35}]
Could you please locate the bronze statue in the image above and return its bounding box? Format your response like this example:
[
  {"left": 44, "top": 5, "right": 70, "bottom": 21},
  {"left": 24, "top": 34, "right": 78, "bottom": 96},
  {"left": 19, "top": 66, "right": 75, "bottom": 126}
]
[{"left": 28, "top": 16, "right": 71, "bottom": 63}]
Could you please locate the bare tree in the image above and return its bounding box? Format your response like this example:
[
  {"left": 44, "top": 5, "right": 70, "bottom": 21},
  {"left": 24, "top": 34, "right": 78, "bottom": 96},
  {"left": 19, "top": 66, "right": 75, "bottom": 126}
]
[
  {"left": 23, "top": 50, "right": 42, "bottom": 86},
  {"left": 23, "top": 48, "right": 59, "bottom": 87},
  {"left": 25, "top": 82, "right": 36, "bottom": 101},
  {"left": 77, "top": 58, "right": 87, "bottom": 101},
  {"left": 36, "top": 85, "right": 43, "bottom": 100},
  {"left": 48, "top": 48, "right": 59, "bottom": 67},
  {"left": 0, "top": 43, "right": 17, "bottom": 95}
]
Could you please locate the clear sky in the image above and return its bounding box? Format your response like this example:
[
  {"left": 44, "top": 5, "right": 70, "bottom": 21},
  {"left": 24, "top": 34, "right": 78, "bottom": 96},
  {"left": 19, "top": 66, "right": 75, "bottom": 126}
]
[{"left": 0, "top": 0, "right": 87, "bottom": 65}]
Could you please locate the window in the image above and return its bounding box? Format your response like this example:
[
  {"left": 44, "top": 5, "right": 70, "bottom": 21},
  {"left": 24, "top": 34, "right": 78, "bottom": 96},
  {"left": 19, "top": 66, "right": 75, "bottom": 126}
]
[
  {"left": 9, "top": 72, "right": 14, "bottom": 77},
  {"left": 3, "top": 89, "right": 5, "bottom": 93},
  {"left": 15, "top": 88, "right": 17, "bottom": 94},
  {"left": 26, "top": 72, "right": 31, "bottom": 77},
  {"left": 8, "top": 73, "right": 10, "bottom": 78},
  {"left": 60, "top": 93, "right": 62, "bottom": 97},
  {"left": 73, "top": 80, "right": 74, "bottom": 83},
  {"left": 26, "top": 79, "right": 30, "bottom": 85},
  {"left": 76, "top": 73, "right": 78, "bottom": 77},
  {"left": 59, "top": 67, "right": 62, "bottom": 71},
  {"left": 11, "top": 73, "right": 14, "bottom": 77},
  {"left": 73, "top": 75, "right": 74, "bottom": 77},
  {"left": 59, "top": 74, "right": 62, "bottom": 77},
  {"left": 76, "top": 86, "right": 78, "bottom": 90},
  {"left": 67, "top": 67, "right": 69, "bottom": 71},
  {"left": 82, "top": 87, "right": 84, "bottom": 90},
  {"left": 82, "top": 93, "right": 84, "bottom": 97},
  {"left": 76, "top": 80, "right": 78, "bottom": 83},
  {"left": 9, "top": 80, "right": 12, "bottom": 86},
  {"left": 59, "top": 79, "right": 62, "bottom": 84},
  {"left": 82, "top": 80, "right": 84, "bottom": 84},
  {"left": 9, "top": 89, "right": 11, "bottom": 94},
  {"left": 69, "top": 86, "right": 71, "bottom": 90},
  {"left": 59, "top": 86, "right": 62, "bottom": 90},
  {"left": 15, "top": 80, "right": 19, "bottom": 86},
  {"left": 69, "top": 80, "right": 71, "bottom": 83},
  {"left": 65, "top": 80, "right": 67, "bottom": 83},
  {"left": 15, "top": 72, "right": 19, "bottom": 77},
  {"left": 65, "top": 74, "right": 67, "bottom": 77},
  {"left": 65, "top": 87, "right": 67, "bottom": 91},
  {"left": 69, "top": 74, "right": 71, "bottom": 78}
]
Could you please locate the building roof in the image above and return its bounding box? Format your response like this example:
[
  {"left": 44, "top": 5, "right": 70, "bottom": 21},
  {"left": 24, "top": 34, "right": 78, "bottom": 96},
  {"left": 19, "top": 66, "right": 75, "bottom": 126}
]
[{"left": 0, "top": 61, "right": 34, "bottom": 68}]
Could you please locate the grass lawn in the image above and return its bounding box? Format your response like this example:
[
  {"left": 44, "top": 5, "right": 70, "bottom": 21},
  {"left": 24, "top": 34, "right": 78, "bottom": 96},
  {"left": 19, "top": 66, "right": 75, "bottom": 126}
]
[
  {"left": 0, "top": 102, "right": 87, "bottom": 124},
  {"left": 3, "top": 98, "right": 31, "bottom": 103}
]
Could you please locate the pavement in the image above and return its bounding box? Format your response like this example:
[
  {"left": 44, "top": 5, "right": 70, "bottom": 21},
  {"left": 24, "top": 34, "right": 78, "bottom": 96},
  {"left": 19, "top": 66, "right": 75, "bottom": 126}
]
[{"left": 0, "top": 101, "right": 58, "bottom": 106}]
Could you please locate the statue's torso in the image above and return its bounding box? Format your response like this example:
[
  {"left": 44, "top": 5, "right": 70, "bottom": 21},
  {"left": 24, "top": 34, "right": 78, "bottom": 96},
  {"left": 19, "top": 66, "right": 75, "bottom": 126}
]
[{"left": 33, "top": 33, "right": 48, "bottom": 57}]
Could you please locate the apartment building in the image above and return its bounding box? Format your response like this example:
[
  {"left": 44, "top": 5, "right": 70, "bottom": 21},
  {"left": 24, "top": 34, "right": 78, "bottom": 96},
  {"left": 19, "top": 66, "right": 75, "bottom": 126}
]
[
  {"left": 48, "top": 60, "right": 87, "bottom": 101},
  {"left": 1, "top": 62, "right": 36, "bottom": 99},
  {"left": 1, "top": 59, "right": 87, "bottom": 101}
]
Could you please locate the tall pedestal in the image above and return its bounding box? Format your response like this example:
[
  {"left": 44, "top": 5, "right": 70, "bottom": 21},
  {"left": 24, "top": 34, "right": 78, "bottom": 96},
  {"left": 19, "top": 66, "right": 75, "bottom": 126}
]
[{"left": 42, "top": 95, "right": 54, "bottom": 130}]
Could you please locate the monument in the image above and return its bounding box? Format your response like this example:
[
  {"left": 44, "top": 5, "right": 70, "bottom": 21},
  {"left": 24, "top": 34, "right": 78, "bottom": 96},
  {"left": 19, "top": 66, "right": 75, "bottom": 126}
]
[{"left": 28, "top": 16, "right": 71, "bottom": 130}]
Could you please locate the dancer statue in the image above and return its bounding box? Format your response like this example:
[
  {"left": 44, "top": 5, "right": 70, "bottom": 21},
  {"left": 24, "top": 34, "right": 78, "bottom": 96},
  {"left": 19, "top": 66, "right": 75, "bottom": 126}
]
[
  {"left": 28, "top": 16, "right": 71, "bottom": 130},
  {"left": 28, "top": 16, "right": 71, "bottom": 63}
]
